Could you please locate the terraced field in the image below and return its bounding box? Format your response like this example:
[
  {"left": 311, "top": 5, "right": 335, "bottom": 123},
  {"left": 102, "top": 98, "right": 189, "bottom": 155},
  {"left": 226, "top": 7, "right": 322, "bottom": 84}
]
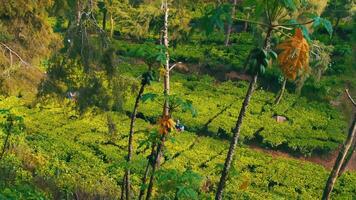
[{"left": 0, "top": 71, "right": 354, "bottom": 199}]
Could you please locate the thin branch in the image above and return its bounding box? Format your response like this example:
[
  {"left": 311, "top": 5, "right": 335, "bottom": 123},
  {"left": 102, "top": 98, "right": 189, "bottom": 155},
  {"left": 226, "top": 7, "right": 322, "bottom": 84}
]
[
  {"left": 169, "top": 62, "right": 182, "bottom": 71},
  {"left": 346, "top": 89, "right": 356, "bottom": 107},
  {"left": 273, "top": 19, "right": 315, "bottom": 28},
  {"left": 273, "top": 28, "right": 292, "bottom": 38},
  {"left": 0, "top": 42, "right": 30, "bottom": 66},
  {"left": 274, "top": 25, "right": 293, "bottom": 30},
  {"left": 233, "top": 18, "right": 270, "bottom": 27},
  {"left": 233, "top": 18, "right": 315, "bottom": 30}
]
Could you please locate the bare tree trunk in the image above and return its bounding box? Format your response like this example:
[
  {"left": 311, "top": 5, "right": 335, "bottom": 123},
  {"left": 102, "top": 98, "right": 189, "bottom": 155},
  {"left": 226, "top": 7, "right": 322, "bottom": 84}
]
[
  {"left": 103, "top": 10, "right": 107, "bottom": 31},
  {"left": 145, "top": 137, "right": 165, "bottom": 200},
  {"left": 295, "top": 75, "right": 306, "bottom": 95},
  {"left": 110, "top": 14, "right": 114, "bottom": 38},
  {"left": 338, "top": 141, "right": 355, "bottom": 177},
  {"left": 138, "top": 144, "right": 155, "bottom": 200},
  {"left": 316, "top": 68, "right": 322, "bottom": 82},
  {"left": 122, "top": 81, "right": 147, "bottom": 200},
  {"left": 76, "top": 1, "right": 82, "bottom": 26},
  {"left": 274, "top": 78, "right": 287, "bottom": 105},
  {"left": 322, "top": 114, "right": 356, "bottom": 200},
  {"left": 0, "top": 131, "right": 10, "bottom": 161},
  {"left": 215, "top": 27, "right": 273, "bottom": 200},
  {"left": 225, "top": 0, "right": 238, "bottom": 46},
  {"left": 145, "top": 2, "right": 170, "bottom": 199},
  {"left": 243, "top": 12, "right": 249, "bottom": 32}
]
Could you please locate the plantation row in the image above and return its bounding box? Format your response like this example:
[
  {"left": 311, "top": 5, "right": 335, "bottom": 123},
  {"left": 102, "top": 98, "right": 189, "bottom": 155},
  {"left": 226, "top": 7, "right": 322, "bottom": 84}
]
[
  {"left": 0, "top": 91, "right": 354, "bottom": 199},
  {"left": 120, "top": 63, "right": 347, "bottom": 156}
]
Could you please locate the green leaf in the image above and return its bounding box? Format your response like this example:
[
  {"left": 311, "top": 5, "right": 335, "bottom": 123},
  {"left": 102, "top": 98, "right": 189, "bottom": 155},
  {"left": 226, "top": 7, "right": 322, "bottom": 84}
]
[
  {"left": 262, "top": 58, "right": 269, "bottom": 67},
  {"left": 260, "top": 65, "right": 266, "bottom": 74},
  {"left": 281, "top": 0, "right": 297, "bottom": 11},
  {"left": 181, "top": 100, "right": 197, "bottom": 118},
  {"left": 320, "top": 18, "right": 333, "bottom": 37},
  {"left": 141, "top": 93, "right": 158, "bottom": 103},
  {"left": 300, "top": 25, "right": 311, "bottom": 42},
  {"left": 269, "top": 50, "right": 278, "bottom": 60},
  {"left": 0, "top": 109, "right": 10, "bottom": 114},
  {"left": 312, "top": 17, "right": 333, "bottom": 37}
]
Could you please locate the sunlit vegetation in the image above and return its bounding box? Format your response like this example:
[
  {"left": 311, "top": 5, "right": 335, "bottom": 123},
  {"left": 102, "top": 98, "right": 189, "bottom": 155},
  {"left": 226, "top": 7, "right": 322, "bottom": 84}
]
[{"left": 0, "top": 0, "right": 355, "bottom": 199}]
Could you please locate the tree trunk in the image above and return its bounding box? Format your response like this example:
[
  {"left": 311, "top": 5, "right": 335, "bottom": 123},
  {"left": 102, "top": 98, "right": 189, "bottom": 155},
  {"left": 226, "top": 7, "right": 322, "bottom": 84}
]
[
  {"left": 243, "top": 12, "right": 249, "bottom": 32},
  {"left": 215, "top": 27, "right": 273, "bottom": 200},
  {"left": 215, "top": 74, "right": 258, "bottom": 200},
  {"left": 225, "top": 0, "right": 238, "bottom": 46},
  {"left": 322, "top": 114, "right": 356, "bottom": 200},
  {"left": 338, "top": 141, "right": 355, "bottom": 177},
  {"left": 295, "top": 75, "right": 306, "bottom": 95},
  {"left": 102, "top": 10, "right": 107, "bottom": 31},
  {"left": 76, "top": 1, "right": 82, "bottom": 26},
  {"left": 122, "top": 82, "right": 147, "bottom": 200},
  {"left": 0, "top": 131, "right": 10, "bottom": 161},
  {"left": 145, "top": 2, "right": 170, "bottom": 199},
  {"left": 274, "top": 78, "right": 287, "bottom": 105},
  {"left": 316, "top": 68, "right": 322, "bottom": 82},
  {"left": 145, "top": 137, "right": 165, "bottom": 200},
  {"left": 138, "top": 144, "right": 155, "bottom": 200},
  {"left": 110, "top": 14, "right": 114, "bottom": 38}
]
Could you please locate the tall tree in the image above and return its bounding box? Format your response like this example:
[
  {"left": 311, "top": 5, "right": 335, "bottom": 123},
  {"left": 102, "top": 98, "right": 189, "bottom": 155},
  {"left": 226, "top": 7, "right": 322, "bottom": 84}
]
[
  {"left": 322, "top": 89, "right": 356, "bottom": 200},
  {"left": 225, "top": 0, "right": 238, "bottom": 46},
  {"left": 145, "top": 1, "right": 172, "bottom": 199},
  {"left": 122, "top": 68, "right": 154, "bottom": 200},
  {"left": 215, "top": 0, "right": 321, "bottom": 198}
]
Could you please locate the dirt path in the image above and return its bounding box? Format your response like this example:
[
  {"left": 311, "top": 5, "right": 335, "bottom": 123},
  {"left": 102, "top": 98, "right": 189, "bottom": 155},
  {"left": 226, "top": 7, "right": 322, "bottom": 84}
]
[{"left": 249, "top": 144, "right": 356, "bottom": 172}]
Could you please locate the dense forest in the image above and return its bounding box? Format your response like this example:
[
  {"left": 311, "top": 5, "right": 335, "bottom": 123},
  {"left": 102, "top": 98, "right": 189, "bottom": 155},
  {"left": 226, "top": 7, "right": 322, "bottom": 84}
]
[{"left": 0, "top": 0, "right": 355, "bottom": 199}]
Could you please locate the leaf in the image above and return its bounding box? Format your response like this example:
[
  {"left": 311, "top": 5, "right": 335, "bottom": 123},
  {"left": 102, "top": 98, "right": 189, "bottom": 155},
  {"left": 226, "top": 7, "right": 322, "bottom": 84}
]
[
  {"left": 141, "top": 93, "right": 158, "bottom": 103},
  {"left": 269, "top": 50, "right": 278, "bottom": 60},
  {"left": 0, "top": 109, "right": 10, "bottom": 114},
  {"left": 320, "top": 18, "right": 333, "bottom": 37},
  {"left": 181, "top": 100, "right": 197, "bottom": 117},
  {"left": 281, "top": 0, "right": 297, "bottom": 11},
  {"left": 312, "top": 17, "right": 333, "bottom": 37},
  {"left": 277, "top": 28, "right": 310, "bottom": 80}
]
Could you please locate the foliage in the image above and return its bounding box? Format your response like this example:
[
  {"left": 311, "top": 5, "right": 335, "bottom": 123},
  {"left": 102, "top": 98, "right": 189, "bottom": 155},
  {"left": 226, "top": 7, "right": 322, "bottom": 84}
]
[
  {"left": 277, "top": 29, "right": 310, "bottom": 80},
  {"left": 156, "top": 169, "right": 202, "bottom": 200},
  {"left": 0, "top": 96, "right": 354, "bottom": 199}
]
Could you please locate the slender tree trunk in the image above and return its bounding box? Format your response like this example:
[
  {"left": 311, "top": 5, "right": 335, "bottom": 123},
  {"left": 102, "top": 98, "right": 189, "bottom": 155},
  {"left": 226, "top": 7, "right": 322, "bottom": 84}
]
[
  {"left": 338, "top": 141, "right": 355, "bottom": 177},
  {"left": 225, "top": 0, "right": 238, "bottom": 46},
  {"left": 295, "top": 75, "right": 306, "bottom": 95},
  {"left": 274, "top": 78, "right": 287, "bottom": 105},
  {"left": 110, "top": 14, "right": 114, "bottom": 38},
  {"left": 243, "top": 12, "right": 249, "bottom": 32},
  {"left": 215, "top": 27, "right": 273, "bottom": 200},
  {"left": 0, "top": 131, "right": 10, "bottom": 161},
  {"left": 103, "top": 10, "right": 107, "bottom": 30},
  {"left": 322, "top": 114, "right": 356, "bottom": 200},
  {"left": 145, "top": 2, "right": 170, "bottom": 199},
  {"left": 122, "top": 82, "right": 147, "bottom": 200},
  {"left": 316, "top": 68, "right": 322, "bottom": 82},
  {"left": 145, "top": 137, "right": 165, "bottom": 200},
  {"left": 76, "top": 1, "right": 82, "bottom": 26},
  {"left": 138, "top": 144, "right": 156, "bottom": 200}
]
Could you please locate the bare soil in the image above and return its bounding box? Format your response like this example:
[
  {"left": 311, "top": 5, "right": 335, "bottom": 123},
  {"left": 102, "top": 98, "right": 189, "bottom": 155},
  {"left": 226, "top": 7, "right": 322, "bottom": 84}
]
[{"left": 249, "top": 144, "right": 356, "bottom": 171}]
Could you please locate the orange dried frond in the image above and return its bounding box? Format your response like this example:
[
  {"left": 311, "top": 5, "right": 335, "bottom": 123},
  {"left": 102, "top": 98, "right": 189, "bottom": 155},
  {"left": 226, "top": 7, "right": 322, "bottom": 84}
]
[
  {"left": 277, "top": 28, "right": 310, "bottom": 80},
  {"left": 158, "top": 116, "right": 176, "bottom": 135}
]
